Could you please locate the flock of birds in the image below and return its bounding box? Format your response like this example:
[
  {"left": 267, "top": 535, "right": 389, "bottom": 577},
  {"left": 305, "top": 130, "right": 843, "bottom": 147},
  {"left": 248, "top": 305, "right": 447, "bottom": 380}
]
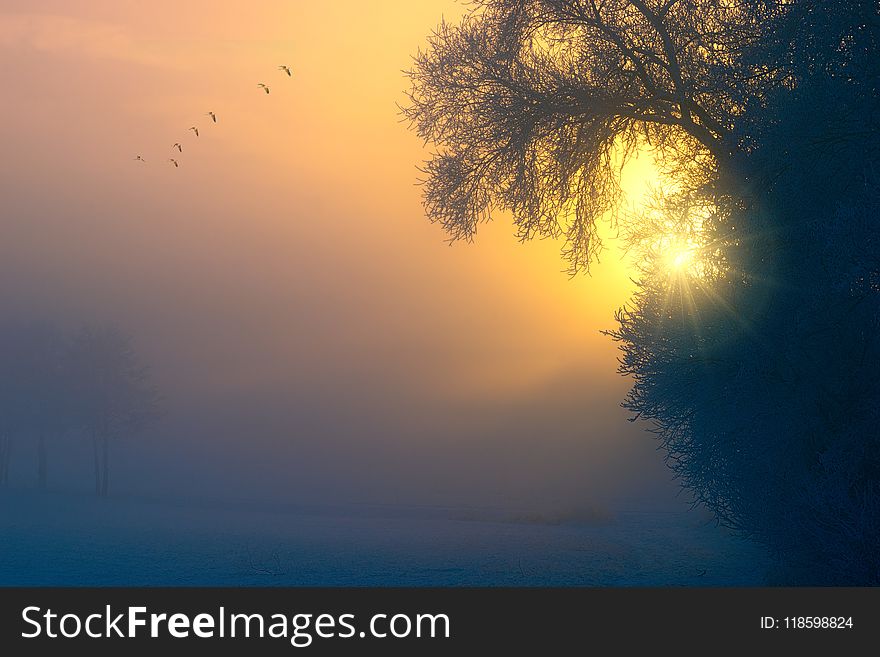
[{"left": 133, "top": 65, "right": 294, "bottom": 168}]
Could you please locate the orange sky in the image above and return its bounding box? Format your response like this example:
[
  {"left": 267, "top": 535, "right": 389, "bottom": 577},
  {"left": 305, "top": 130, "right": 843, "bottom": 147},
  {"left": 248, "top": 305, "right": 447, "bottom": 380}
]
[{"left": 0, "top": 1, "right": 672, "bottom": 506}]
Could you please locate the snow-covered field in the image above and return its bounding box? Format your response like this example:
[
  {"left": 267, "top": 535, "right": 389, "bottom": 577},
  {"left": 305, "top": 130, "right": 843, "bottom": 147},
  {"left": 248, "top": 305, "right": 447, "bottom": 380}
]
[{"left": 0, "top": 491, "right": 769, "bottom": 586}]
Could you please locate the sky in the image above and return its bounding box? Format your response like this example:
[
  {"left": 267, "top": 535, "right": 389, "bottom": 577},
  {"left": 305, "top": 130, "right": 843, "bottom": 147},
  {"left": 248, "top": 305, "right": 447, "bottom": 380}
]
[{"left": 0, "top": 1, "right": 679, "bottom": 512}]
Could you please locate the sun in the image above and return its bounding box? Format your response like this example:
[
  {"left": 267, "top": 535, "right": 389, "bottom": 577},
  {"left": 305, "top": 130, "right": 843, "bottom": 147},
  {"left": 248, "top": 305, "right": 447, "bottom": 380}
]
[{"left": 664, "top": 242, "right": 696, "bottom": 274}]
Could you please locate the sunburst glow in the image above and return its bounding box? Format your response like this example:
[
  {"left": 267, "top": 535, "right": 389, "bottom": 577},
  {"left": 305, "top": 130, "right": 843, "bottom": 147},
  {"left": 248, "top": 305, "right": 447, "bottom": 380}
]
[
  {"left": 660, "top": 237, "right": 701, "bottom": 277},
  {"left": 670, "top": 249, "right": 692, "bottom": 270}
]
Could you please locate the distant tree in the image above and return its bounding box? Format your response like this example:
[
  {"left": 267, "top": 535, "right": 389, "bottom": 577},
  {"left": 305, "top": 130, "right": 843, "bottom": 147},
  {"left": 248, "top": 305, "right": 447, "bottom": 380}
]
[
  {"left": 21, "top": 324, "right": 70, "bottom": 490},
  {"left": 0, "top": 322, "right": 69, "bottom": 489},
  {"left": 0, "top": 429, "right": 8, "bottom": 487},
  {"left": 69, "top": 326, "right": 159, "bottom": 497},
  {"left": 0, "top": 323, "right": 28, "bottom": 488},
  {"left": 407, "top": 1, "right": 880, "bottom": 582}
]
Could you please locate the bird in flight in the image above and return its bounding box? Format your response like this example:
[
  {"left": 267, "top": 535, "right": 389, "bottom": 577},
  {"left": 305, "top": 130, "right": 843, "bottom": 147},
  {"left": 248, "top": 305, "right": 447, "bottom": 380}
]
[
  {"left": 189, "top": 126, "right": 199, "bottom": 137},
  {"left": 278, "top": 65, "right": 292, "bottom": 77},
  {"left": 134, "top": 155, "right": 146, "bottom": 163},
  {"left": 206, "top": 111, "right": 217, "bottom": 123},
  {"left": 168, "top": 158, "right": 179, "bottom": 168},
  {"left": 258, "top": 83, "right": 270, "bottom": 94},
  {"left": 173, "top": 143, "right": 183, "bottom": 152}
]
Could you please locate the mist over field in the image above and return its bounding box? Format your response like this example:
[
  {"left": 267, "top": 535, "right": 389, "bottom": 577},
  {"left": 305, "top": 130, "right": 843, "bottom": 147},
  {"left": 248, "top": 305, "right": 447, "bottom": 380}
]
[{"left": 0, "top": 1, "right": 675, "bottom": 516}]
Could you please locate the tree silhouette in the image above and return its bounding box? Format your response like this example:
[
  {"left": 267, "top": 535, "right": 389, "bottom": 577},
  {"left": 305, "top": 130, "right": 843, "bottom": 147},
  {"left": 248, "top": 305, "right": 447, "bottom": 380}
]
[
  {"left": 0, "top": 322, "right": 70, "bottom": 489},
  {"left": 0, "top": 323, "right": 28, "bottom": 488},
  {"left": 0, "top": 322, "right": 159, "bottom": 495},
  {"left": 403, "top": 0, "right": 810, "bottom": 273},
  {"left": 407, "top": 0, "right": 880, "bottom": 582},
  {"left": 69, "top": 326, "right": 159, "bottom": 497},
  {"left": 22, "top": 324, "right": 69, "bottom": 490}
]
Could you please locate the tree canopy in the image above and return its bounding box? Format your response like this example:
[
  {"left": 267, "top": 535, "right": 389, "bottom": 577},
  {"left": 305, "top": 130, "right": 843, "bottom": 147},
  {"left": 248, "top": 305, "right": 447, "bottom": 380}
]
[{"left": 405, "top": 0, "right": 877, "bottom": 271}]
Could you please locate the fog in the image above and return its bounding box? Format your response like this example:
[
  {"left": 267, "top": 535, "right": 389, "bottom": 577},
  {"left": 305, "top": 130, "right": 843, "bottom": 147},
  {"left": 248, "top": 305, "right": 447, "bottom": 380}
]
[{"left": 0, "top": 0, "right": 678, "bottom": 513}]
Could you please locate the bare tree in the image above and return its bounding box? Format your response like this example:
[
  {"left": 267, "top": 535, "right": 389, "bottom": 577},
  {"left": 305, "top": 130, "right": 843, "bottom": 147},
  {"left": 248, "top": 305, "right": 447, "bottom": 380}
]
[
  {"left": 69, "top": 326, "right": 159, "bottom": 497},
  {"left": 0, "top": 324, "right": 27, "bottom": 488},
  {"left": 403, "top": 0, "right": 801, "bottom": 273},
  {"left": 0, "top": 322, "right": 69, "bottom": 490},
  {"left": 23, "top": 324, "right": 68, "bottom": 490}
]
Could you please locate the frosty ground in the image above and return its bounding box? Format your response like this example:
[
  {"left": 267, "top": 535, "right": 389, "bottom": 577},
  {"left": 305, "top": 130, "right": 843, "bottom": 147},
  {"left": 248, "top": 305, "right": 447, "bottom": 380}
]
[{"left": 0, "top": 491, "right": 769, "bottom": 586}]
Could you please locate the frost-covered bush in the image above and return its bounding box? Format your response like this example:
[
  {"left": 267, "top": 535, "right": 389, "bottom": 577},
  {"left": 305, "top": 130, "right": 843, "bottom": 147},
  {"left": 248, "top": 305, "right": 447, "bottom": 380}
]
[{"left": 611, "top": 98, "right": 880, "bottom": 584}]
